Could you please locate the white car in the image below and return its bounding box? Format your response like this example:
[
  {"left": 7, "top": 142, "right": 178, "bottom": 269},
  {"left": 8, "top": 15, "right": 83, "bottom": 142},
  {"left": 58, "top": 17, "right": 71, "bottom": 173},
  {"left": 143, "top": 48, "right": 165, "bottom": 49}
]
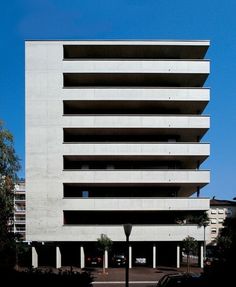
[{"left": 135, "top": 257, "right": 147, "bottom": 265}]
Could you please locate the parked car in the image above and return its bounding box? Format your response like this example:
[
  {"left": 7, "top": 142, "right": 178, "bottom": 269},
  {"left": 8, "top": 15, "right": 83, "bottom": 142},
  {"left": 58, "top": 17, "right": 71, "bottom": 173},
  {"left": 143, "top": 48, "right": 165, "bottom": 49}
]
[
  {"left": 134, "top": 257, "right": 147, "bottom": 265},
  {"left": 86, "top": 255, "right": 102, "bottom": 267},
  {"left": 112, "top": 254, "right": 126, "bottom": 267},
  {"left": 156, "top": 273, "right": 203, "bottom": 287}
]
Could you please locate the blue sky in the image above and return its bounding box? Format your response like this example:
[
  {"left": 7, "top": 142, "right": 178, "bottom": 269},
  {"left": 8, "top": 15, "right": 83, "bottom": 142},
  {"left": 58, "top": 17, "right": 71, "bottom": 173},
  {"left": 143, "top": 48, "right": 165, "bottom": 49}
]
[{"left": 0, "top": 0, "right": 235, "bottom": 200}]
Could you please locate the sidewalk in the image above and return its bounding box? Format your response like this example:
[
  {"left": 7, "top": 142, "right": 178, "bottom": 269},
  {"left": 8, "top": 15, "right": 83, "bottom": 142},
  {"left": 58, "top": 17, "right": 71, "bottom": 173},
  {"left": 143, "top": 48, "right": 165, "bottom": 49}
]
[{"left": 88, "top": 266, "right": 203, "bottom": 286}]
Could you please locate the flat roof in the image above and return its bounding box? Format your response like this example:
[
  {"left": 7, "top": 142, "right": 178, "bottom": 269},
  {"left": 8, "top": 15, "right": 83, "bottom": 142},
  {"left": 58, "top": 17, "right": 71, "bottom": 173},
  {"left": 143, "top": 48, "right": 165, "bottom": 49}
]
[
  {"left": 25, "top": 40, "right": 210, "bottom": 59},
  {"left": 25, "top": 39, "right": 210, "bottom": 45}
]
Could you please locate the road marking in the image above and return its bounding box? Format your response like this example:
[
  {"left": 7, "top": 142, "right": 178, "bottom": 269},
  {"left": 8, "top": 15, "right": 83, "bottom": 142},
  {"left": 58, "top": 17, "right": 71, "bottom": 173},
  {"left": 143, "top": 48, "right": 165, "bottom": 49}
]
[{"left": 93, "top": 281, "right": 158, "bottom": 284}]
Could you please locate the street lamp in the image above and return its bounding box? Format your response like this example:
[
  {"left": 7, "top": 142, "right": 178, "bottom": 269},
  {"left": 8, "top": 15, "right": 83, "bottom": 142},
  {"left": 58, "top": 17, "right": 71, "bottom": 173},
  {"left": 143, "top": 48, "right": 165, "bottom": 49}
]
[
  {"left": 123, "top": 224, "right": 132, "bottom": 287},
  {"left": 203, "top": 222, "right": 207, "bottom": 262}
]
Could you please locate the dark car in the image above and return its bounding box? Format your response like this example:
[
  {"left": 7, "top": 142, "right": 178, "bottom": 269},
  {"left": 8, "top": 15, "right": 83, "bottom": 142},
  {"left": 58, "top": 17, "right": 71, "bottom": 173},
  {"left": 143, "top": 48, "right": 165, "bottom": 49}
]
[
  {"left": 112, "top": 254, "right": 126, "bottom": 267},
  {"left": 86, "top": 255, "right": 102, "bottom": 267},
  {"left": 156, "top": 273, "right": 203, "bottom": 287}
]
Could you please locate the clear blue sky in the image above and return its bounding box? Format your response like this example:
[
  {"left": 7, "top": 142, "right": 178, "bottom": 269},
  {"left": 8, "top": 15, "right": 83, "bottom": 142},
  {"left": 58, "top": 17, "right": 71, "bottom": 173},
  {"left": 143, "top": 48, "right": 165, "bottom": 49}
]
[{"left": 0, "top": 0, "right": 235, "bottom": 200}]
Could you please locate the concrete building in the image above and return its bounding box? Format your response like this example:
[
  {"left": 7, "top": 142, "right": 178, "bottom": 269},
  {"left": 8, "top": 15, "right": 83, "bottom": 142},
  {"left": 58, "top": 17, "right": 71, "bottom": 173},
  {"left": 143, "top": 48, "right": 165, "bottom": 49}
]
[
  {"left": 26, "top": 40, "right": 210, "bottom": 269},
  {"left": 208, "top": 199, "right": 236, "bottom": 243},
  {"left": 14, "top": 180, "right": 26, "bottom": 240}
]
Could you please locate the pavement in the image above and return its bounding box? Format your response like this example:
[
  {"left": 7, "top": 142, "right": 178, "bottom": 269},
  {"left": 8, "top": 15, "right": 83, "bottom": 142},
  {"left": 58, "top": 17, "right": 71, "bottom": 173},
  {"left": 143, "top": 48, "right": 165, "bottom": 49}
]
[
  {"left": 25, "top": 265, "right": 203, "bottom": 287},
  {"left": 85, "top": 266, "right": 203, "bottom": 287}
]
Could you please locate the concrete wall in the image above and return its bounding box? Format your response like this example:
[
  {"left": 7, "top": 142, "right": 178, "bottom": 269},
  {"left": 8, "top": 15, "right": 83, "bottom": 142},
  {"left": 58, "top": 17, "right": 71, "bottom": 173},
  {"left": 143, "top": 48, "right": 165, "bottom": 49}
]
[
  {"left": 26, "top": 41, "right": 210, "bottom": 243},
  {"left": 63, "top": 143, "right": 210, "bottom": 157},
  {"left": 62, "top": 198, "right": 210, "bottom": 211},
  {"left": 28, "top": 224, "right": 210, "bottom": 242}
]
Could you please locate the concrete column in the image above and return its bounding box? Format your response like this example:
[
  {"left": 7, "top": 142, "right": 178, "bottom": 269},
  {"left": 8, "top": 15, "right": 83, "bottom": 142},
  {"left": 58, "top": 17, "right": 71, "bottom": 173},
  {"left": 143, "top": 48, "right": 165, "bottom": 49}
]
[
  {"left": 200, "top": 243, "right": 204, "bottom": 268},
  {"left": 80, "top": 245, "right": 85, "bottom": 269},
  {"left": 129, "top": 245, "right": 132, "bottom": 269},
  {"left": 32, "top": 246, "right": 38, "bottom": 268},
  {"left": 105, "top": 249, "right": 108, "bottom": 268},
  {"left": 176, "top": 244, "right": 180, "bottom": 268},
  {"left": 153, "top": 244, "right": 156, "bottom": 269},
  {"left": 56, "top": 246, "right": 61, "bottom": 269}
]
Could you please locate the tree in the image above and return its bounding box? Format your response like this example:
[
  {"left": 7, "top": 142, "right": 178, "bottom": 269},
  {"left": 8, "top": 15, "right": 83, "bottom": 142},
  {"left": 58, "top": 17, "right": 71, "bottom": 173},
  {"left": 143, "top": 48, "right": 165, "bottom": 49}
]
[
  {"left": 176, "top": 212, "right": 210, "bottom": 262},
  {"left": 203, "top": 217, "right": 236, "bottom": 286},
  {"left": 216, "top": 217, "right": 236, "bottom": 264},
  {"left": 97, "top": 234, "right": 112, "bottom": 274},
  {"left": 182, "top": 236, "right": 198, "bottom": 273},
  {"left": 0, "top": 120, "right": 21, "bottom": 268},
  {"left": 195, "top": 212, "right": 210, "bottom": 261},
  {"left": 175, "top": 211, "right": 210, "bottom": 226}
]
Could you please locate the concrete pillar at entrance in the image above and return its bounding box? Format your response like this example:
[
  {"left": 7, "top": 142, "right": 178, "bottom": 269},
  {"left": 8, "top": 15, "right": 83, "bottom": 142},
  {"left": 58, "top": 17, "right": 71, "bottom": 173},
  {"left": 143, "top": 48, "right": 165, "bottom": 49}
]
[
  {"left": 80, "top": 245, "right": 85, "bottom": 269},
  {"left": 153, "top": 244, "right": 156, "bottom": 268},
  {"left": 56, "top": 246, "right": 61, "bottom": 269},
  {"left": 129, "top": 245, "right": 132, "bottom": 269},
  {"left": 177, "top": 244, "right": 180, "bottom": 268},
  {"left": 105, "top": 249, "right": 108, "bottom": 268},
  {"left": 200, "top": 243, "right": 204, "bottom": 268},
  {"left": 32, "top": 246, "right": 38, "bottom": 268}
]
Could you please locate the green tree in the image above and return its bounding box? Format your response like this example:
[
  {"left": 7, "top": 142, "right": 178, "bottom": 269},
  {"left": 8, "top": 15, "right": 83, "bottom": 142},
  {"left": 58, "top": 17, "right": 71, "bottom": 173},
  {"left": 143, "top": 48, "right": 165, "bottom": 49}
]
[
  {"left": 176, "top": 212, "right": 210, "bottom": 262},
  {"left": 216, "top": 217, "right": 236, "bottom": 263},
  {"left": 195, "top": 212, "right": 210, "bottom": 261},
  {"left": 182, "top": 236, "right": 198, "bottom": 273},
  {"left": 203, "top": 217, "right": 236, "bottom": 285},
  {"left": 0, "top": 120, "right": 21, "bottom": 269},
  {"left": 97, "top": 234, "right": 113, "bottom": 274}
]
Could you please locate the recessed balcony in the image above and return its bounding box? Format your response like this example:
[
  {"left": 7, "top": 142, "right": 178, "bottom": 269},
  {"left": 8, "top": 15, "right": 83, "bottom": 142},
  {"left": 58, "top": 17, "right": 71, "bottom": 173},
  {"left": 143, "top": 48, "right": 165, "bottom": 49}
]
[
  {"left": 62, "top": 170, "right": 210, "bottom": 197},
  {"left": 63, "top": 99, "right": 208, "bottom": 115},
  {"left": 63, "top": 71, "right": 209, "bottom": 88},
  {"left": 61, "top": 88, "right": 210, "bottom": 108},
  {"left": 63, "top": 115, "right": 209, "bottom": 142},
  {"left": 63, "top": 156, "right": 206, "bottom": 170},
  {"left": 63, "top": 41, "right": 209, "bottom": 60}
]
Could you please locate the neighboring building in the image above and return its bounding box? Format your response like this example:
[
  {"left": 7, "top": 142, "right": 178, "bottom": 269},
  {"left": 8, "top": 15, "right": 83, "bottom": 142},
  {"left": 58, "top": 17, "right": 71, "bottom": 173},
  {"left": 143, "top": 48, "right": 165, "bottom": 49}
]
[
  {"left": 208, "top": 199, "right": 236, "bottom": 243},
  {"left": 26, "top": 40, "right": 211, "bottom": 269},
  {"left": 14, "top": 180, "right": 26, "bottom": 240}
]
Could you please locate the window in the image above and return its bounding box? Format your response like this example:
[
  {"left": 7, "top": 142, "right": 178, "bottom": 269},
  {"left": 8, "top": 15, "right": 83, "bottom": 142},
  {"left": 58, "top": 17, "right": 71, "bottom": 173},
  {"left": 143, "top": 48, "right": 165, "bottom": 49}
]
[
  {"left": 226, "top": 209, "right": 232, "bottom": 216},
  {"left": 218, "top": 218, "right": 224, "bottom": 224},
  {"left": 211, "top": 219, "right": 217, "bottom": 224},
  {"left": 211, "top": 209, "right": 217, "bottom": 214},
  {"left": 218, "top": 209, "right": 224, "bottom": 214},
  {"left": 82, "top": 191, "right": 89, "bottom": 198}
]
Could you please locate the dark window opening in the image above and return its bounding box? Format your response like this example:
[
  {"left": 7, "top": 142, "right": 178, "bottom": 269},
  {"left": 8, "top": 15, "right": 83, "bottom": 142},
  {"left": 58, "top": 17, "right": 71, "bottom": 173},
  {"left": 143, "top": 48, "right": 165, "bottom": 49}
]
[
  {"left": 63, "top": 100, "right": 182, "bottom": 115},
  {"left": 63, "top": 210, "right": 203, "bottom": 225},
  {"left": 63, "top": 128, "right": 183, "bottom": 143},
  {"left": 63, "top": 45, "right": 208, "bottom": 60},
  {"left": 63, "top": 157, "right": 183, "bottom": 170},
  {"left": 63, "top": 73, "right": 207, "bottom": 88},
  {"left": 63, "top": 184, "right": 180, "bottom": 198}
]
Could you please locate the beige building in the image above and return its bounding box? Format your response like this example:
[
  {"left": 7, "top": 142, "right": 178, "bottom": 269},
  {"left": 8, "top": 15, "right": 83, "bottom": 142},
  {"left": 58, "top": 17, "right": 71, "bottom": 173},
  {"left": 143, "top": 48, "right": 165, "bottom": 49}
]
[
  {"left": 14, "top": 180, "right": 26, "bottom": 240},
  {"left": 208, "top": 199, "right": 236, "bottom": 243}
]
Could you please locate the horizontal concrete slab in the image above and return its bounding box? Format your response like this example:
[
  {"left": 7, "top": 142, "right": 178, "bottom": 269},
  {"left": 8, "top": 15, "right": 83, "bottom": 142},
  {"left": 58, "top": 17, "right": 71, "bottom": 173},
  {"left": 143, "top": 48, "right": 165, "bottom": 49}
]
[
  {"left": 63, "top": 60, "right": 210, "bottom": 74},
  {"left": 27, "top": 224, "right": 210, "bottom": 242},
  {"left": 62, "top": 170, "right": 210, "bottom": 184},
  {"left": 62, "top": 115, "right": 210, "bottom": 129},
  {"left": 26, "top": 40, "right": 210, "bottom": 61},
  {"left": 26, "top": 40, "right": 210, "bottom": 46},
  {"left": 62, "top": 143, "right": 210, "bottom": 157},
  {"left": 62, "top": 87, "right": 210, "bottom": 102},
  {"left": 62, "top": 198, "right": 210, "bottom": 211}
]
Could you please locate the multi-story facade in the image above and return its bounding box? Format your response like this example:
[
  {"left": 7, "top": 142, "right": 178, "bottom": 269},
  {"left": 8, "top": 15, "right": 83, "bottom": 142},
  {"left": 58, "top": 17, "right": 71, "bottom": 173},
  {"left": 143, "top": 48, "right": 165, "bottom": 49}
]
[
  {"left": 26, "top": 40, "right": 210, "bottom": 269},
  {"left": 14, "top": 180, "right": 26, "bottom": 240},
  {"left": 208, "top": 199, "right": 236, "bottom": 243}
]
